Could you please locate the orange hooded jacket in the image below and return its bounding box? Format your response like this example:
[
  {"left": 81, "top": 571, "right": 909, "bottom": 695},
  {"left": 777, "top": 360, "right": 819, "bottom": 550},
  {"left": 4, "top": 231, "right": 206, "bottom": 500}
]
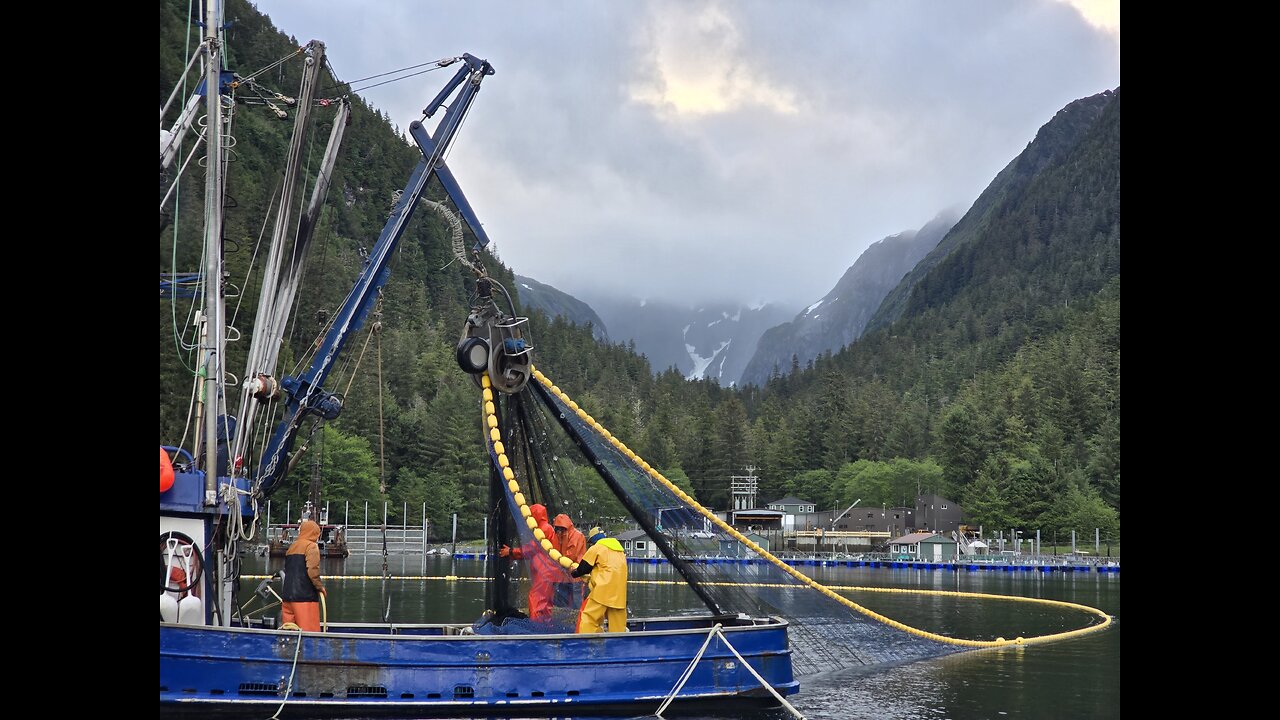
[
  {"left": 552, "top": 514, "right": 587, "bottom": 562},
  {"left": 283, "top": 519, "right": 325, "bottom": 600}
]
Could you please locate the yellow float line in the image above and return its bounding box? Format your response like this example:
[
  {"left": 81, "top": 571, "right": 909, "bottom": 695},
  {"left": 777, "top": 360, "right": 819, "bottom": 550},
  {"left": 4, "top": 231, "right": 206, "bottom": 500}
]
[
  {"left": 242, "top": 575, "right": 485, "bottom": 581},
  {"left": 481, "top": 373, "right": 579, "bottom": 572},
  {"left": 530, "top": 367, "right": 1112, "bottom": 648},
  {"left": 239, "top": 575, "right": 1109, "bottom": 640}
]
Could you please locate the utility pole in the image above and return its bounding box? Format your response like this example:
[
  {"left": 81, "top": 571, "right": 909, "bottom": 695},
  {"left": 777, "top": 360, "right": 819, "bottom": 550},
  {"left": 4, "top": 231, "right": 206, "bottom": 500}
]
[{"left": 451, "top": 513, "right": 459, "bottom": 558}]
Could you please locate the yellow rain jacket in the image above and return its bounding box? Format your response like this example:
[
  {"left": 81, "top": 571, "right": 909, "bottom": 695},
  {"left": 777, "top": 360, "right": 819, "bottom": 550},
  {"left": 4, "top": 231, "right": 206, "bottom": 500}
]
[{"left": 579, "top": 537, "right": 627, "bottom": 609}]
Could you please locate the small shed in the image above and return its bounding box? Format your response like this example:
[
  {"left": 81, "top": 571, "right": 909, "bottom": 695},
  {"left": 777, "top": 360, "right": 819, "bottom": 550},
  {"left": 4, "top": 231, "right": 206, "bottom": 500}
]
[
  {"left": 616, "top": 529, "right": 660, "bottom": 559},
  {"left": 719, "top": 532, "right": 771, "bottom": 558},
  {"left": 888, "top": 532, "right": 959, "bottom": 561}
]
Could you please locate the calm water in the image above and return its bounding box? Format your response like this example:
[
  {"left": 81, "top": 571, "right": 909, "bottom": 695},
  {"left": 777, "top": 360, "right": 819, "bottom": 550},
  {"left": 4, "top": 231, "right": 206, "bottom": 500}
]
[{"left": 240, "top": 555, "right": 1120, "bottom": 720}]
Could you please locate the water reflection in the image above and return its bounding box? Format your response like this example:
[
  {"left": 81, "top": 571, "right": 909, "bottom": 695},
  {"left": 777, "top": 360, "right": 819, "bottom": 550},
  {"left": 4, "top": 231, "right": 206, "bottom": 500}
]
[{"left": 238, "top": 555, "right": 1119, "bottom": 719}]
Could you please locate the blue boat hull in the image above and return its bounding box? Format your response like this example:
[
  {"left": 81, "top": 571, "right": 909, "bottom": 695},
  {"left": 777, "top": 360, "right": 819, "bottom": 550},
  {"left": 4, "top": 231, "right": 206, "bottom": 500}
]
[{"left": 160, "top": 615, "right": 797, "bottom": 717}]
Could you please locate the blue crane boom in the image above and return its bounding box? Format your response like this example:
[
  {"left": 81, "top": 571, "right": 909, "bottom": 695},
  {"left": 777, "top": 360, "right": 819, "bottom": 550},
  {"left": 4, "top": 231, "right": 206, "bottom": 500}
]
[{"left": 255, "top": 54, "right": 494, "bottom": 500}]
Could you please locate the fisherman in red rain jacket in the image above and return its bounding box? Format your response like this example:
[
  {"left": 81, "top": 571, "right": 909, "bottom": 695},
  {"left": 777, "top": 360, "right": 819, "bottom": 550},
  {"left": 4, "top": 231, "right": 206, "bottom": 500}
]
[{"left": 499, "top": 503, "right": 559, "bottom": 622}]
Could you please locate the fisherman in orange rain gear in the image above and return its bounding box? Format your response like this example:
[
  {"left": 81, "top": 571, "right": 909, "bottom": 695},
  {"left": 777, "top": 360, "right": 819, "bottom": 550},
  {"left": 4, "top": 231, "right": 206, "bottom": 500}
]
[
  {"left": 499, "top": 503, "right": 559, "bottom": 622},
  {"left": 550, "top": 514, "right": 589, "bottom": 610},
  {"left": 571, "top": 527, "right": 628, "bottom": 633},
  {"left": 552, "top": 514, "right": 587, "bottom": 563},
  {"left": 281, "top": 519, "right": 326, "bottom": 631}
]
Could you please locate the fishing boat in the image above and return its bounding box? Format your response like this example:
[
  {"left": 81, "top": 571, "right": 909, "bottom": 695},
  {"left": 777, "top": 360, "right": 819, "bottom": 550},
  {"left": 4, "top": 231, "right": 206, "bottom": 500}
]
[
  {"left": 160, "top": 7, "right": 1120, "bottom": 718},
  {"left": 159, "top": 3, "right": 797, "bottom": 716},
  {"left": 265, "top": 522, "right": 348, "bottom": 559}
]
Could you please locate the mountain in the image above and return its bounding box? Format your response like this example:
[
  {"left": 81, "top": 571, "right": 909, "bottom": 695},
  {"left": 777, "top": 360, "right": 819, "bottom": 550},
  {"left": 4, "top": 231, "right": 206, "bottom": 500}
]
[
  {"left": 866, "top": 89, "right": 1118, "bottom": 333},
  {"left": 514, "top": 275, "right": 609, "bottom": 341},
  {"left": 745, "top": 87, "right": 1121, "bottom": 519},
  {"left": 163, "top": 0, "right": 1118, "bottom": 534},
  {"left": 739, "top": 211, "right": 958, "bottom": 387},
  {"left": 585, "top": 297, "right": 795, "bottom": 386}
]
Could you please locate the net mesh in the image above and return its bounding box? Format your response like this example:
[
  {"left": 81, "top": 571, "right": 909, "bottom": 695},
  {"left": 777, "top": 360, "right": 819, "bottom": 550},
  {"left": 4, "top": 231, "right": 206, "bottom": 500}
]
[{"left": 480, "top": 378, "right": 966, "bottom": 672}]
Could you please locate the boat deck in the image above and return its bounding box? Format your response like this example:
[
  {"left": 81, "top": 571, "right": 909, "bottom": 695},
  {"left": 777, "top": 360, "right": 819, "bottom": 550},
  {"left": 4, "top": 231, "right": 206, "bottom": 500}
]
[{"left": 160, "top": 614, "right": 797, "bottom": 717}]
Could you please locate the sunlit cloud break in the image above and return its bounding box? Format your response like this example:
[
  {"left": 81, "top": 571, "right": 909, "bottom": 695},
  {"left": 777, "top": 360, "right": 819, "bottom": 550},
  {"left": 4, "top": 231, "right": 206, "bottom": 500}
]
[
  {"left": 629, "top": 3, "right": 798, "bottom": 117},
  {"left": 1057, "top": 0, "right": 1120, "bottom": 35}
]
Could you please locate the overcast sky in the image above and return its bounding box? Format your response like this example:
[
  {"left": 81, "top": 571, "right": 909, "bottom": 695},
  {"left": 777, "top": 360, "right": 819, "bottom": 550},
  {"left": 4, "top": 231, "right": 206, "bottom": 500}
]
[{"left": 254, "top": 0, "right": 1119, "bottom": 309}]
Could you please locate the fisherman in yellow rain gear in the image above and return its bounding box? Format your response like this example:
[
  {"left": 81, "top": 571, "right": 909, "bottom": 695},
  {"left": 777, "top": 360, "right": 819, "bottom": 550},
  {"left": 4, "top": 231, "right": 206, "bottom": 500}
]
[{"left": 571, "top": 527, "right": 628, "bottom": 633}]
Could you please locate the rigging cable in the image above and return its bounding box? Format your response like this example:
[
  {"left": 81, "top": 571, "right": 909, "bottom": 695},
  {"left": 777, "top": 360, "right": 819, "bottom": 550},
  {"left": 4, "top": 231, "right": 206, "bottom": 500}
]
[
  {"left": 159, "top": 131, "right": 207, "bottom": 213},
  {"left": 288, "top": 299, "right": 340, "bottom": 379},
  {"left": 237, "top": 43, "right": 309, "bottom": 85},
  {"left": 163, "top": 0, "right": 216, "bottom": 437},
  {"left": 173, "top": 363, "right": 202, "bottom": 463},
  {"left": 375, "top": 303, "right": 386, "bottom": 494},
  {"left": 338, "top": 312, "right": 379, "bottom": 400},
  {"left": 167, "top": 161, "right": 200, "bottom": 368},
  {"left": 165, "top": 0, "right": 202, "bottom": 374},
  {"left": 318, "top": 57, "right": 456, "bottom": 99},
  {"left": 236, "top": 86, "right": 325, "bottom": 472},
  {"left": 350, "top": 64, "right": 450, "bottom": 95},
  {"left": 380, "top": 485, "right": 391, "bottom": 622},
  {"left": 438, "top": 85, "right": 477, "bottom": 168},
  {"left": 228, "top": 179, "right": 281, "bottom": 330},
  {"left": 282, "top": 182, "right": 336, "bottom": 371},
  {"left": 159, "top": 0, "right": 200, "bottom": 123},
  {"left": 332, "top": 57, "right": 455, "bottom": 90}
]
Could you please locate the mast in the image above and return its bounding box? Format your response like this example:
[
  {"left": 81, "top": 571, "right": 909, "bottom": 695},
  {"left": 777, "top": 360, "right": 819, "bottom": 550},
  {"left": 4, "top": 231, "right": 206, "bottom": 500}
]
[
  {"left": 231, "top": 41, "right": 333, "bottom": 470},
  {"left": 200, "top": 0, "right": 225, "bottom": 504}
]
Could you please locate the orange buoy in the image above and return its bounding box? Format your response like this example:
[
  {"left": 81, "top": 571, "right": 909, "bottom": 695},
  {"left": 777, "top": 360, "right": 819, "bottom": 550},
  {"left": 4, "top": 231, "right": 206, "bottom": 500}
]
[{"left": 160, "top": 447, "right": 175, "bottom": 492}]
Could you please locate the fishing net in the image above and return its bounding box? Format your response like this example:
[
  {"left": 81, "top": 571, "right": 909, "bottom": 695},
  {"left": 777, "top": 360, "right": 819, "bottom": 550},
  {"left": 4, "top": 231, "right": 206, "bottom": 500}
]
[
  {"left": 474, "top": 388, "right": 585, "bottom": 634},
  {"left": 478, "top": 370, "right": 967, "bottom": 672}
]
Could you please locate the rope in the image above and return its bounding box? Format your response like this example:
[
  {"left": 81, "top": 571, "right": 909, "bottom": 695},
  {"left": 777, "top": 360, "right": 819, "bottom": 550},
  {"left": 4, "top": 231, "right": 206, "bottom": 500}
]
[
  {"left": 655, "top": 622, "right": 804, "bottom": 719},
  {"left": 422, "top": 200, "right": 474, "bottom": 272},
  {"left": 655, "top": 623, "right": 722, "bottom": 718},
  {"left": 713, "top": 625, "right": 805, "bottom": 719},
  {"left": 380, "top": 517, "right": 391, "bottom": 622},
  {"left": 340, "top": 323, "right": 377, "bottom": 399},
  {"left": 165, "top": 117, "right": 204, "bottom": 374},
  {"left": 268, "top": 626, "right": 304, "bottom": 720},
  {"left": 530, "top": 367, "right": 1113, "bottom": 649},
  {"left": 376, "top": 308, "right": 386, "bottom": 493},
  {"left": 219, "top": 480, "right": 257, "bottom": 549}
]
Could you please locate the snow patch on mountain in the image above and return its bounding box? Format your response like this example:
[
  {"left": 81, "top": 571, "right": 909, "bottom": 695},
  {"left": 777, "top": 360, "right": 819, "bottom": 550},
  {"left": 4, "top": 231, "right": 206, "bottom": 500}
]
[{"left": 686, "top": 339, "right": 732, "bottom": 380}]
